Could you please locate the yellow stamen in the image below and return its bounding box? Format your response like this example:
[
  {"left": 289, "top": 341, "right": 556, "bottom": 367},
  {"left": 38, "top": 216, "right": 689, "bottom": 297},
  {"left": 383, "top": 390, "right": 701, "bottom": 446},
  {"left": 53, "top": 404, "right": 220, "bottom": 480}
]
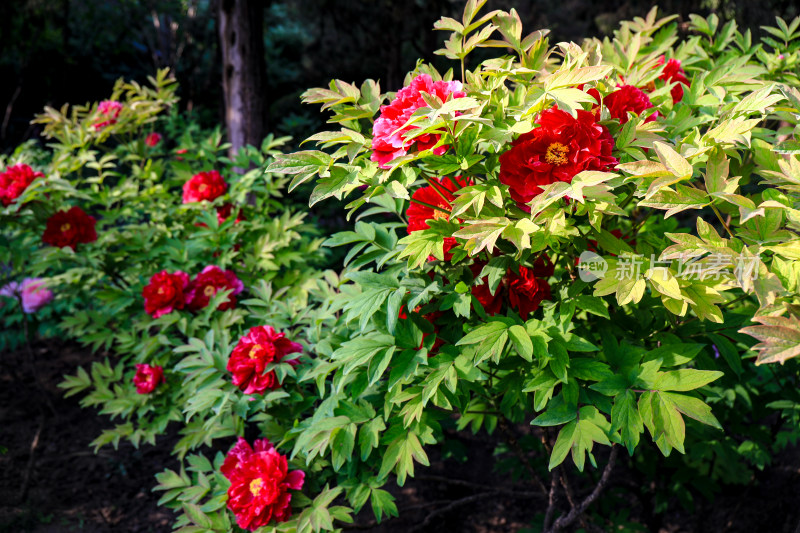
[
  {"left": 203, "top": 285, "right": 215, "bottom": 297},
  {"left": 544, "top": 142, "right": 569, "bottom": 166},
  {"left": 431, "top": 208, "right": 448, "bottom": 220},
  {"left": 61, "top": 223, "right": 72, "bottom": 232},
  {"left": 249, "top": 478, "right": 264, "bottom": 497},
  {"left": 249, "top": 344, "right": 263, "bottom": 359},
  {"left": 198, "top": 184, "right": 208, "bottom": 192}
]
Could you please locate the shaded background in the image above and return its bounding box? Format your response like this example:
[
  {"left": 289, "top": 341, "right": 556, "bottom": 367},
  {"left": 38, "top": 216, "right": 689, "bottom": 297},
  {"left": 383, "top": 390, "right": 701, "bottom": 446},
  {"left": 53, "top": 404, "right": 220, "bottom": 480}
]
[{"left": 2, "top": 0, "right": 799, "bottom": 154}]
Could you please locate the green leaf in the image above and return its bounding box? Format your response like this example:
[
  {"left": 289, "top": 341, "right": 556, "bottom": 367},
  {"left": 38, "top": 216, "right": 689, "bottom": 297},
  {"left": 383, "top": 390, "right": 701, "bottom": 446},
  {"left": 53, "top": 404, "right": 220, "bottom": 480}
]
[
  {"left": 612, "top": 390, "right": 643, "bottom": 454},
  {"left": 508, "top": 325, "right": 533, "bottom": 361},
  {"left": 653, "top": 369, "right": 723, "bottom": 392},
  {"left": 662, "top": 392, "right": 722, "bottom": 429}
]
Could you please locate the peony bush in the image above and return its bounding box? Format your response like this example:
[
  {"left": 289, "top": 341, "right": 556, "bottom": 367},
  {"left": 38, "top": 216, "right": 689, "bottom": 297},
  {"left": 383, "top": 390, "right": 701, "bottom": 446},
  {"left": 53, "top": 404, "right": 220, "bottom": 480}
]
[
  {"left": 262, "top": 3, "right": 800, "bottom": 532},
  {"left": 3, "top": 3, "right": 800, "bottom": 532}
]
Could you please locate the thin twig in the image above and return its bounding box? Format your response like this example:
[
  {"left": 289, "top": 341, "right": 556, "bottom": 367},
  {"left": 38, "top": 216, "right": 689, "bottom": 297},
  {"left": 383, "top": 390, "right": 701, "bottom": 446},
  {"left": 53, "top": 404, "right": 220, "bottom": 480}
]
[
  {"left": 19, "top": 296, "right": 57, "bottom": 415},
  {"left": 18, "top": 414, "right": 45, "bottom": 504},
  {"left": 548, "top": 446, "right": 619, "bottom": 533},
  {"left": 542, "top": 470, "right": 559, "bottom": 532},
  {"left": 342, "top": 500, "right": 451, "bottom": 530},
  {"left": 498, "top": 417, "right": 549, "bottom": 496},
  {"left": 409, "top": 491, "right": 499, "bottom": 533},
  {"left": 417, "top": 474, "right": 544, "bottom": 499},
  {"left": 409, "top": 197, "right": 451, "bottom": 215}
]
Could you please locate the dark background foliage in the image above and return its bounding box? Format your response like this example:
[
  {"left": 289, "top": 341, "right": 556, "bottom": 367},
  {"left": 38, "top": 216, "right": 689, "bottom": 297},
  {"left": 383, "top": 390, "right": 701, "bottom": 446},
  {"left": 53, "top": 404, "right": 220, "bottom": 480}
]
[{"left": 2, "top": 0, "right": 799, "bottom": 153}]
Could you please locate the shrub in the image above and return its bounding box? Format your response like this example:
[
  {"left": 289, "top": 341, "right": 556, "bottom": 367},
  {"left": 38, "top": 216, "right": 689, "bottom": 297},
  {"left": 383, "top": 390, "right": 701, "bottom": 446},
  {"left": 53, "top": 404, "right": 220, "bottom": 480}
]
[
  {"left": 262, "top": 3, "right": 800, "bottom": 532},
  {"left": 4, "top": 3, "right": 800, "bottom": 532},
  {"left": 0, "top": 70, "right": 330, "bottom": 529}
]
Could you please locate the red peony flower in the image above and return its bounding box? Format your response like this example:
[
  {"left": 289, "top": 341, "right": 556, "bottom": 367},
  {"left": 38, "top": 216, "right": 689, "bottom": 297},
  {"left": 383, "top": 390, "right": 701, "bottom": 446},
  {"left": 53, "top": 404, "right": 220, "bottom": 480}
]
[
  {"left": 145, "top": 132, "right": 162, "bottom": 147},
  {"left": 221, "top": 437, "right": 305, "bottom": 531},
  {"left": 371, "top": 73, "right": 466, "bottom": 168},
  {"left": 406, "top": 176, "right": 469, "bottom": 259},
  {"left": 227, "top": 326, "right": 302, "bottom": 394},
  {"left": 507, "top": 266, "right": 552, "bottom": 320},
  {"left": 94, "top": 100, "right": 123, "bottom": 130},
  {"left": 42, "top": 206, "right": 97, "bottom": 250},
  {"left": 216, "top": 203, "right": 246, "bottom": 225},
  {"left": 470, "top": 262, "right": 504, "bottom": 316},
  {"left": 499, "top": 107, "right": 618, "bottom": 207},
  {"left": 655, "top": 56, "right": 690, "bottom": 103},
  {"left": 182, "top": 170, "right": 227, "bottom": 203},
  {"left": 589, "top": 85, "right": 657, "bottom": 124},
  {"left": 142, "top": 270, "right": 191, "bottom": 318},
  {"left": 133, "top": 363, "right": 165, "bottom": 394},
  {"left": 0, "top": 163, "right": 43, "bottom": 207},
  {"left": 186, "top": 265, "right": 244, "bottom": 311}
]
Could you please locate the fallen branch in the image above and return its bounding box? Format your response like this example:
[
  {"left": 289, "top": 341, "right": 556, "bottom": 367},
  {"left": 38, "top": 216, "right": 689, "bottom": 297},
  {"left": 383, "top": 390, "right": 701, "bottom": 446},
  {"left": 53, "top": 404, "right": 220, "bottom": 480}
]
[{"left": 547, "top": 446, "right": 619, "bottom": 533}]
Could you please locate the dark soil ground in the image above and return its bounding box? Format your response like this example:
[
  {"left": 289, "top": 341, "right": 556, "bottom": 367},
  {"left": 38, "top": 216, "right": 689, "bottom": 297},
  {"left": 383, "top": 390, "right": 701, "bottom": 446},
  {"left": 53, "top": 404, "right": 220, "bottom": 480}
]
[{"left": 2, "top": 339, "right": 800, "bottom": 533}]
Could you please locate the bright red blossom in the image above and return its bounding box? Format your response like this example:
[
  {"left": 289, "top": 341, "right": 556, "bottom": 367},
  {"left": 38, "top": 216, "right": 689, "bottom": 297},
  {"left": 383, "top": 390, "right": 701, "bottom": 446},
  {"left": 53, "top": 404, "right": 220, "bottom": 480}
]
[
  {"left": 499, "top": 107, "right": 618, "bottom": 206},
  {"left": 142, "top": 270, "right": 190, "bottom": 318},
  {"left": 186, "top": 265, "right": 243, "bottom": 311},
  {"left": 182, "top": 170, "right": 227, "bottom": 203},
  {"left": 406, "top": 176, "right": 469, "bottom": 258},
  {"left": 42, "top": 207, "right": 97, "bottom": 250},
  {"left": 0, "top": 164, "right": 43, "bottom": 206},
  {"left": 656, "top": 56, "right": 690, "bottom": 103},
  {"left": 589, "top": 85, "right": 657, "bottom": 124},
  {"left": 371, "top": 74, "right": 466, "bottom": 168},
  {"left": 94, "top": 100, "right": 122, "bottom": 129},
  {"left": 221, "top": 437, "right": 304, "bottom": 531},
  {"left": 133, "top": 364, "right": 165, "bottom": 394},
  {"left": 227, "top": 326, "right": 302, "bottom": 394},
  {"left": 145, "top": 132, "right": 162, "bottom": 147}
]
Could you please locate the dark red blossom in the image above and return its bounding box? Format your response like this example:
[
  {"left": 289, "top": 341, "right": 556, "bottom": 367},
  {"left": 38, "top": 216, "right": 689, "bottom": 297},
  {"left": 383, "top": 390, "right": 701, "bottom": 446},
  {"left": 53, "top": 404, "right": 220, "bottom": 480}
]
[
  {"left": 371, "top": 73, "right": 466, "bottom": 168},
  {"left": 182, "top": 170, "right": 227, "bottom": 203},
  {"left": 499, "top": 107, "right": 618, "bottom": 207},
  {"left": 216, "top": 203, "right": 246, "bottom": 225},
  {"left": 227, "top": 326, "right": 302, "bottom": 394},
  {"left": 42, "top": 207, "right": 97, "bottom": 250},
  {"left": 221, "top": 437, "right": 304, "bottom": 531},
  {"left": 406, "top": 176, "right": 469, "bottom": 259},
  {"left": 471, "top": 257, "right": 553, "bottom": 318},
  {"left": 186, "top": 265, "right": 244, "bottom": 311},
  {"left": 145, "top": 132, "right": 162, "bottom": 147},
  {"left": 142, "top": 270, "right": 190, "bottom": 318},
  {"left": 507, "top": 266, "right": 552, "bottom": 320},
  {"left": 589, "top": 85, "right": 657, "bottom": 124},
  {"left": 399, "top": 308, "right": 445, "bottom": 355},
  {"left": 0, "top": 164, "right": 43, "bottom": 207},
  {"left": 133, "top": 364, "right": 165, "bottom": 394}
]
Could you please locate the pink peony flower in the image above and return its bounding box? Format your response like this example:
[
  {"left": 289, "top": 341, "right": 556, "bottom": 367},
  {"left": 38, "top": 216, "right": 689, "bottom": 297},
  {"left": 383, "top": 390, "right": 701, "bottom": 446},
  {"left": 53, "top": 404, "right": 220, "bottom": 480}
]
[
  {"left": 0, "top": 278, "right": 54, "bottom": 313},
  {"left": 371, "top": 74, "right": 466, "bottom": 168}
]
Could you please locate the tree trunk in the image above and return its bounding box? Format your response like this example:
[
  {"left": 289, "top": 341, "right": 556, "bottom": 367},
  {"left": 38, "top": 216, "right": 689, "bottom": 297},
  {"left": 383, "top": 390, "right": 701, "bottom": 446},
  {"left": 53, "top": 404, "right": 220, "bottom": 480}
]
[{"left": 218, "top": 0, "right": 267, "bottom": 156}]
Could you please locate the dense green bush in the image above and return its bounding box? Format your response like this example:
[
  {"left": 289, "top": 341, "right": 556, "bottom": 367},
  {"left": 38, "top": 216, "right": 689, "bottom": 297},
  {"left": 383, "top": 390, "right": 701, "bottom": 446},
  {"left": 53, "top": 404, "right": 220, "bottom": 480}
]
[
  {"left": 3, "top": 2, "right": 800, "bottom": 532},
  {"left": 264, "top": 3, "right": 800, "bottom": 532}
]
